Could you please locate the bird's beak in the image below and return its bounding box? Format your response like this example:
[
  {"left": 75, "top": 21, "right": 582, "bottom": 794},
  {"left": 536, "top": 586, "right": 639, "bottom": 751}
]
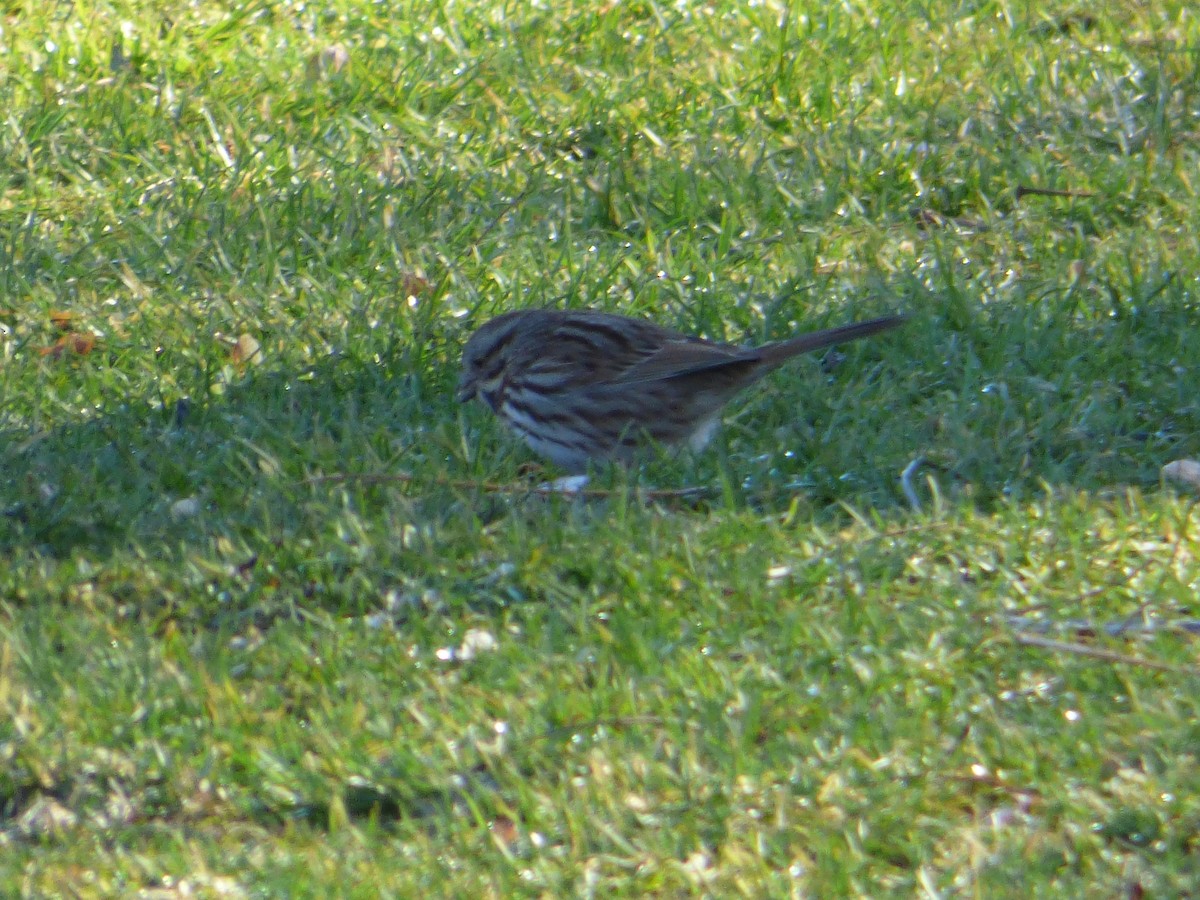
[{"left": 456, "top": 375, "right": 476, "bottom": 404}]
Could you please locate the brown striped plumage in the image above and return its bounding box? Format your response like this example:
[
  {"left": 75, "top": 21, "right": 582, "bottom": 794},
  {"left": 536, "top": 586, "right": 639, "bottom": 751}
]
[{"left": 457, "top": 309, "right": 905, "bottom": 472}]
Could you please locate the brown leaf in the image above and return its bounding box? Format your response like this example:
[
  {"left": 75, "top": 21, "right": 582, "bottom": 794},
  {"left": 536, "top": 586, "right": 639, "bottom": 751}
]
[
  {"left": 229, "top": 333, "right": 262, "bottom": 365},
  {"left": 401, "top": 272, "right": 431, "bottom": 300},
  {"left": 39, "top": 332, "right": 97, "bottom": 358},
  {"left": 49, "top": 310, "right": 75, "bottom": 331},
  {"left": 490, "top": 815, "right": 519, "bottom": 849},
  {"left": 307, "top": 44, "right": 350, "bottom": 80}
]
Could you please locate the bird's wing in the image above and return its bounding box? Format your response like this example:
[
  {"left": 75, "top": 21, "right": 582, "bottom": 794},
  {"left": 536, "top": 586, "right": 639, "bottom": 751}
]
[
  {"left": 516, "top": 312, "right": 758, "bottom": 389},
  {"left": 609, "top": 338, "right": 759, "bottom": 384}
]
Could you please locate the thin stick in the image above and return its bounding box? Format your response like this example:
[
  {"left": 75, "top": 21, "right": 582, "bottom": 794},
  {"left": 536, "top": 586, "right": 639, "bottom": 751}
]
[
  {"left": 302, "top": 471, "right": 709, "bottom": 501},
  {"left": 1005, "top": 615, "right": 1200, "bottom": 638},
  {"left": 304, "top": 472, "right": 416, "bottom": 486},
  {"left": 1013, "top": 632, "right": 1200, "bottom": 676},
  {"left": 1014, "top": 185, "right": 1096, "bottom": 201}
]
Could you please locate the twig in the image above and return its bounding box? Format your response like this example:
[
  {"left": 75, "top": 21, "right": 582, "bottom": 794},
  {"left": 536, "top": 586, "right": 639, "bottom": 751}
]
[
  {"left": 532, "top": 483, "right": 710, "bottom": 501},
  {"left": 1014, "top": 185, "right": 1096, "bottom": 201},
  {"left": 1005, "top": 615, "right": 1200, "bottom": 638},
  {"left": 302, "top": 471, "right": 710, "bottom": 501},
  {"left": 304, "top": 472, "right": 416, "bottom": 486},
  {"left": 1013, "top": 633, "right": 1200, "bottom": 676}
]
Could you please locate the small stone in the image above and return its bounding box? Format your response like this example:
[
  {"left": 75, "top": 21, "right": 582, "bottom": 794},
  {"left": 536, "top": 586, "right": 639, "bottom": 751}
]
[
  {"left": 170, "top": 496, "right": 201, "bottom": 519},
  {"left": 1163, "top": 459, "right": 1200, "bottom": 490}
]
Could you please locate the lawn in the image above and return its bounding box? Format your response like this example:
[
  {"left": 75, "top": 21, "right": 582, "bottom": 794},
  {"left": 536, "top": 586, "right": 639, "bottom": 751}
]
[{"left": 2, "top": 0, "right": 1199, "bottom": 896}]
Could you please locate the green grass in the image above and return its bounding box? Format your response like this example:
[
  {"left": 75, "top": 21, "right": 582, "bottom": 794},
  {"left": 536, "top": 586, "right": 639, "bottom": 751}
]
[{"left": 2, "top": 0, "right": 1200, "bottom": 895}]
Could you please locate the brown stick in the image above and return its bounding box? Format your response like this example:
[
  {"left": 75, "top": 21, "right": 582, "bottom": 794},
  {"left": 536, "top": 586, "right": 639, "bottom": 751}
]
[
  {"left": 302, "top": 471, "right": 709, "bottom": 501},
  {"left": 1013, "top": 633, "right": 1200, "bottom": 676},
  {"left": 1014, "top": 185, "right": 1096, "bottom": 201}
]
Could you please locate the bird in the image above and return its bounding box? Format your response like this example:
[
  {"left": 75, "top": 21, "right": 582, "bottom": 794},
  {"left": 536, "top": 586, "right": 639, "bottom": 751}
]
[{"left": 457, "top": 308, "right": 905, "bottom": 472}]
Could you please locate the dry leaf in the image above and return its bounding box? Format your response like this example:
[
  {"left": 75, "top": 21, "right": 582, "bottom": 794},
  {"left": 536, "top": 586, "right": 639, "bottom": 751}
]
[
  {"left": 49, "top": 310, "right": 75, "bottom": 331},
  {"left": 118, "top": 263, "right": 151, "bottom": 299},
  {"left": 401, "top": 272, "right": 431, "bottom": 300},
  {"left": 18, "top": 796, "right": 78, "bottom": 836},
  {"left": 490, "top": 815, "right": 519, "bottom": 849},
  {"left": 307, "top": 44, "right": 350, "bottom": 80},
  {"left": 230, "top": 333, "right": 262, "bottom": 365},
  {"left": 39, "top": 332, "right": 98, "bottom": 358}
]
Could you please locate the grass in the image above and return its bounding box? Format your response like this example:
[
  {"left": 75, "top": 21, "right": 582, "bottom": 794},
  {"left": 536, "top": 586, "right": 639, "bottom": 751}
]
[{"left": 2, "top": 0, "right": 1200, "bottom": 895}]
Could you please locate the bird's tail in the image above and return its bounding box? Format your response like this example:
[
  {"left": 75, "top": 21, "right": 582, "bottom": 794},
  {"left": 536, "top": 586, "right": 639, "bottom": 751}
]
[{"left": 756, "top": 314, "right": 907, "bottom": 366}]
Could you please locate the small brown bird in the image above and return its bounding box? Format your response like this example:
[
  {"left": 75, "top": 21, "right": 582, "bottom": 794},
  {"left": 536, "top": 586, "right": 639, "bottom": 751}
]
[{"left": 457, "top": 309, "right": 905, "bottom": 472}]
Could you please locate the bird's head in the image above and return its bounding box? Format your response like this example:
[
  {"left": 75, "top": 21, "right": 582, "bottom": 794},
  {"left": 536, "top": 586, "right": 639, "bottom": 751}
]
[{"left": 456, "top": 311, "right": 529, "bottom": 407}]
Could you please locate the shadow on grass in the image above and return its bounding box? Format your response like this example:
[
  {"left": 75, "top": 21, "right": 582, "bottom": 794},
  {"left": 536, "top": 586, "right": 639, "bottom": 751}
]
[
  {"left": 1, "top": 343, "right": 450, "bottom": 560},
  {"left": 4, "top": 296, "right": 1198, "bottom": 574},
  {"left": 1, "top": 327, "right": 916, "bottom": 564}
]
